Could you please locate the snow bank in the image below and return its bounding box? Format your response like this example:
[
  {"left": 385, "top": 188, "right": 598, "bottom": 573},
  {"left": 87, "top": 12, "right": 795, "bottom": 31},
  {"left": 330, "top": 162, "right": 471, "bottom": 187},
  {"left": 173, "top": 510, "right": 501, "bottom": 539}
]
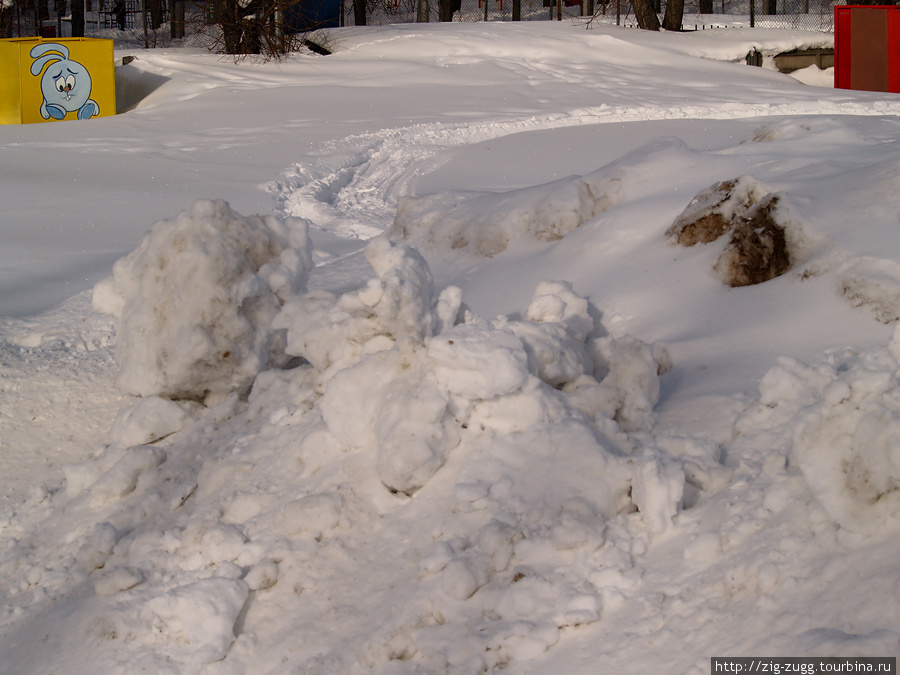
[
  {"left": 276, "top": 235, "right": 672, "bottom": 502},
  {"left": 269, "top": 236, "right": 681, "bottom": 667},
  {"left": 27, "top": 231, "right": 687, "bottom": 672},
  {"left": 391, "top": 170, "right": 622, "bottom": 256},
  {"left": 93, "top": 199, "right": 313, "bottom": 404}
]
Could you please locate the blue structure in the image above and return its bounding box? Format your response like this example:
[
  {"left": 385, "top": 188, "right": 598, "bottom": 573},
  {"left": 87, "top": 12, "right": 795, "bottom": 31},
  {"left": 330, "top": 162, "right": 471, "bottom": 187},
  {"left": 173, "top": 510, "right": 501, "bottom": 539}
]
[{"left": 285, "top": 0, "right": 341, "bottom": 32}]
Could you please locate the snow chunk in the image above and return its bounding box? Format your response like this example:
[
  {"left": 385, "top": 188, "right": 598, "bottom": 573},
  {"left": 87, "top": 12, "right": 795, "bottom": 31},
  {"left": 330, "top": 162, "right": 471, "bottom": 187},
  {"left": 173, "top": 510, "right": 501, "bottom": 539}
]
[
  {"left": 321, "top": 348, "right": 414, "bottom": 447},
  {"left": 838, "top": 256, "right": 900, "bottom": 324},
  {"left": 441, "top": 557, "right": 490, "bottom": 600},
  {"left": 276, "top": 236, "right": 442, "bottom": 374},
  {"left": 361, "top": 235, "right": 436, "bottom": 340},
  {"left": 93, "top": 199, "right": 312, "bottom": 403},
  {"left": 109, "top": 396, "right": 202, "bottom": 448},
  {"left": 142, "top": 578, "right": 249, "bottom": 665},
  {"left": 200, "top": 523, "right": 247, "bottom": 564},
  {"left": 747, "top": 340, "right": 900, "bottom": 534},
  {"left": 375, "top": 373, "right": 459, "bottom": 495},
  {"left": 88, "top": 445, "right": 167, "bottom": 506},
  {"left": 631, "top": 449, "right": 685, "bottom": 533},
  {"left": 321, "top": 347, "right": 459, "bottom": 494},
  {"left": 506, "top": 320, "right": 591, "bottom": 388},
  {"left": 428, "top": 324, "right": 531, "bottom": 400},
  {"left": 589, "top": 335, "right": 665, "bottom": 432},
  {"left": 244, "top": 559, "right": 279, "bottom": 591},
  {"left": 279, "top": 492, "right": 343, "bottom": 539},
  {"left": 526, "top": 280, "right": 594, "bottom": 343},
  {"left": 76, "top": 522, "right": 121, "bottom": 571}
]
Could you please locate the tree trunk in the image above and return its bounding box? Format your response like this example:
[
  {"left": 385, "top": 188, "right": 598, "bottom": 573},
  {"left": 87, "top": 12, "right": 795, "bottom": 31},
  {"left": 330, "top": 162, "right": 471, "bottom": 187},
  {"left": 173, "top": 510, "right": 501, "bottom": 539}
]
[
  {"left": 699, "top": 0, "right": 712, "bottom": 12},
  {"left": 240, "top": 17, "right": 260, "bottom": 54},
  {"left": 631, "top": 0, "right": 659, "bottom": 29},
  {"left": 662, "top": 0, "right": 682, "bottom": 30},
  {"left": 0, "top": 5, "right": 12, "bottom": 37},
  {"left": 353, "top": 0, "right": 366, "bottom": 25},
  {"left": 171, "top": 0, "right": 185, "bottom": 38},
  {"left": 148, "top": 0, "right": 162, "bottom": 29},
  {"left": 219, "top": 0, "right": 243, "bottom": 53},
  {"left": 71, "top": 0, "right": 85, "bottom": 35}
]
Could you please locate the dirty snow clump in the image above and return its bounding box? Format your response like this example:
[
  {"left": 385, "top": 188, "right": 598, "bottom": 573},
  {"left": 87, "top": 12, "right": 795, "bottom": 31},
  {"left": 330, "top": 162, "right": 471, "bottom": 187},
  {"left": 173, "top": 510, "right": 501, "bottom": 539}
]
[
  {"left": 667, "top": 176, "right": 807, "bottom": 287},
  {"left": 93, "top": 199, "right": 313, "bottom": 403}
]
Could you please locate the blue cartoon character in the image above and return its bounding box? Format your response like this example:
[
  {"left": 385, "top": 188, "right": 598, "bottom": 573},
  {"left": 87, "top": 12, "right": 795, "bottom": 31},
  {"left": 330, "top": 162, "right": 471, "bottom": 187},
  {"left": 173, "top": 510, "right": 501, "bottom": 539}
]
[{"left": 30, "top": 42, "right": 100, "bottom": 121}]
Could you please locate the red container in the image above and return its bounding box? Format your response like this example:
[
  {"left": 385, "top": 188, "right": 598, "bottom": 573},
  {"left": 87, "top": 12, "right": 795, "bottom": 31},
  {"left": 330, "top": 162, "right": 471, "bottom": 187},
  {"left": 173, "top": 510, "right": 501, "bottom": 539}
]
[{"left": 835, "top": 5, "right": 900, "bottom": 92}]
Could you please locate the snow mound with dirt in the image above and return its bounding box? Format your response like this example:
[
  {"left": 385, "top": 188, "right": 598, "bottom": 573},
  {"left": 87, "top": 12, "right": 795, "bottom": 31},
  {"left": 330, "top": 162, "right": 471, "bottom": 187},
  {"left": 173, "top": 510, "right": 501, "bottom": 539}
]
[{"left": 666, "top": 176, "right": 812, "bottom": 287}]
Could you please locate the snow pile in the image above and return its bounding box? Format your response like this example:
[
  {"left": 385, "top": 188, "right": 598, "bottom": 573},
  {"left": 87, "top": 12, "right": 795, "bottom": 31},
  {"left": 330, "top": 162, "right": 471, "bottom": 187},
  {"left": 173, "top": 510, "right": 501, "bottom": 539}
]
[
  {"left": 92, "top": 199, "right": 313, "bottom": 403},
  {"left": 276, "top": 234, "right": 672, "bottom": 500},
  {"left": 20, "top": 229, "right": 693, "bottom": 673},
  {"left": 733, "top": 325, "right": 900, "bottom": 535},
  {"left": 258, "top": 236, "right": 681, "bottom": 668},
  {"left": 11, "top": 23, "right": 900, "bottom": 675},
  {"left": 391, "top": 170, "right": 623, "bottom": 256},
  {"left": 837, "top": 256, "right": 900, "bottom": 325}
]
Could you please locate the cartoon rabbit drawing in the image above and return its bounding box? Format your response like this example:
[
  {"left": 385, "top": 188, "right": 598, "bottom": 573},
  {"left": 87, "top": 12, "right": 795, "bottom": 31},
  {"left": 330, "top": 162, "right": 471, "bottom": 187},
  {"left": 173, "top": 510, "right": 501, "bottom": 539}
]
[{"left": 30, "top": 42, "right": 100, "bottom": 121}]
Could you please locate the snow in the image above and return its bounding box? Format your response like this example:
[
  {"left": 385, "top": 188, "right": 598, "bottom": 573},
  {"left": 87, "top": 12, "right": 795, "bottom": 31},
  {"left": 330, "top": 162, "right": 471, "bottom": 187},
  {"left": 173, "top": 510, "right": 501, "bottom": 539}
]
[
  {"left": 2, "top": 19, "right": 900, "bottom": 675},
  {"left": 93, "top": 198, "right": 313, "bottom": 403}
]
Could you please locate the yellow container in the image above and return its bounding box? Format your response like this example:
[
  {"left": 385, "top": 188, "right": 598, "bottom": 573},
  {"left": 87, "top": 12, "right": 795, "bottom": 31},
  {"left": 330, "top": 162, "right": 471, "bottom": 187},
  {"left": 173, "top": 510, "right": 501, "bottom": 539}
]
[{"left": 0, "top": 37, "right": 116, "bottom": 124}]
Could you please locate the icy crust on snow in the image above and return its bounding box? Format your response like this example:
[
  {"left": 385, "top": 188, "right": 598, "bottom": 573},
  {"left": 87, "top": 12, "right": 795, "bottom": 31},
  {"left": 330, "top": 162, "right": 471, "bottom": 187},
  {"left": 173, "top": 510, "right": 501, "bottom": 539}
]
[
  {"left": 733, "top": 324, "right": 900, "bottom": 535},
  {"left": 1, "top": 220, "right": 694, "bottom": 673},
  {"left": 92, "top": 199, "right": 313, "bottom": 404}
]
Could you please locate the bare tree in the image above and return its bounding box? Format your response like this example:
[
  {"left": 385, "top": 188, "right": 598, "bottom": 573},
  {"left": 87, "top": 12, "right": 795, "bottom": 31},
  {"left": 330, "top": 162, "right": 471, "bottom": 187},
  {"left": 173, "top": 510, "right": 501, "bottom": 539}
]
[
  {"left": 662, "top": 0, "right": 682, "bottom": 30},
  {"left": 631, "top": 0, "right": 660, "bottom": 29},
  {"left": 630, "top": 0, "right": 682, "bottom": 31},
  {"left": 210, "top": 0, "right": 321, "bottom": 57}
]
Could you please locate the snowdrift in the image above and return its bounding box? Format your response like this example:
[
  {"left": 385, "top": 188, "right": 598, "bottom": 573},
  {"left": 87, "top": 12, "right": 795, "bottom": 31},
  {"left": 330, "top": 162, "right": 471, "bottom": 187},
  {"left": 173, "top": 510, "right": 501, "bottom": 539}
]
[
  {"left": 63, "top": 201, "right": 692, "bottom": 672},
  {"left": 6, "top": 22, "right": 900, "bottom": 675},
  {"left": 57, "top": 192, "right": 898, "bottom": 672}
]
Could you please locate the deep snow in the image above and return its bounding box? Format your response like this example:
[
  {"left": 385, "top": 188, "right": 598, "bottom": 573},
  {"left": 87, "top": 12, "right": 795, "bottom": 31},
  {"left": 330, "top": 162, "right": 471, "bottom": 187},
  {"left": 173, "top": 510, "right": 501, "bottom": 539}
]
[{"left": 2, "top": 19, "right": 900, "bottom": 675}]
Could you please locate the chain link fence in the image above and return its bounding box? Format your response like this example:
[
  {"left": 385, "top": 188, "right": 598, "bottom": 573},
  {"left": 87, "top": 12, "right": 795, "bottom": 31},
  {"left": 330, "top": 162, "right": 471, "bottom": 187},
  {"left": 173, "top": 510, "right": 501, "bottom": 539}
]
[
  {"left": 343, "top": 0, "right": 844, "bottom": 30},
  {"left": 0, "top": 0, "right": 842, "bottom": 51}
]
